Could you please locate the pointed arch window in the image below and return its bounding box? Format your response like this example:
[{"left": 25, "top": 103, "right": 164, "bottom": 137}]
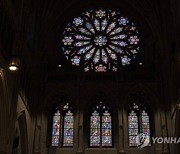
[
  {"left": 128, "top": 102, "right": 151, "bottom": 146},
  {"left": 90, "top": 101, "right": 112, "bottom": 147},
  {"left": 51, "top": 103, "right": 74, "bottom": 147}
]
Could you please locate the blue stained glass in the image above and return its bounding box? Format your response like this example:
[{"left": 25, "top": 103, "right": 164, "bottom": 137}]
[
  {"left": 102, "top": 112, "right": 112, "bottom": 147},
  {"left": 63, "top": 111, "right": 74, "bottom": 147},
  {"left": 141, "top": 122, "right": 149, "bottom": 128},
  {"left": 52, "top": 136, "right": 59, "bottom": 146},
  {"left": 94, "top": 36, "right": 107, "bottom": 46},
  {"left": 128, "top": 110, "right": 138, "bottom": 146},
  {"left": 90, "top": 111, "right": 101, "bottom": 146},
  {"left": 128, "top": 105, "right": 151, "bottom": 147},
  {"left": 118, "top": 17, "right": 129, "bottom": 25},
  {"left": 62, "top": 9, "right": 140, "bottom": 72},
  {"left": 90, "top": 136, "right": 100, "bottom": 146},
  {"left": 128, "top": 116, "right": 138, "bottom": 123},
  {"left": 64, "top": 128, "right": 73, "bottom": 136},
  {"left": 141, "top": 110, "right": 151, "bottom": 146},
  {"left": 129, "top": 123, "right": 138, "bottom": 129},
  {"left": 102, "top": 122, "right": 111, "bottom": 129},
  {"left": 86, "top": 22, "right": 95, "bottom": 33},
  {"left": 142, "top": 116, "right": 149, "bottom": 123},
  {"left": 129, "top": 136, "right": 136, "bottom": 145},
  {"left": 51, "top": 110, "right": 61, "bottom": 146},
  {"left": 90, "top": 103, "right": 112, "bottom": 147},
  {"left": 52, "top": 129, "right": 60, "bottom": 135},
  {"left": 73, "top": 17, "right": 83, "bottom": 26},
  {"left": 102, "top": 136, "right": 112, "bottom": 146},
  {"left": 94, "top": 19, "right": 100, "bottom": 31},
  {"left": 79, "top": 27, "right": 91, "bottom": 35},
  {"left": 101, "top": 19, "right": 108, "bottom": 31},
  {"left": 52, "top": 103, "right": 74, "bottom": 147},
  {"left": 64, "top": 116, "right": 73, "bottom": 128}
]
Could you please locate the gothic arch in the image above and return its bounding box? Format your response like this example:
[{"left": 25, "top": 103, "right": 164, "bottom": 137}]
[
  {"left": 123, "top": 83, "right": 159, "bottom": 110},
  {"left": 122, "top": 84, "right": 158, "bottom": 150},
  {"left": 46, "top": 92, "right": 77, "bottom": 148},
  {"left": 83, "top": 92, "right": 118, "bottom": 149},
  {"left": 44, "top": 86, "right": 77, "bottom": 114},
  {"left": 83, "top": 85, "right": 119, "bottom": 111}
]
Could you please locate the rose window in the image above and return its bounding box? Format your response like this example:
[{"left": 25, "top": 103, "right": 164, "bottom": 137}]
[{"left": 62, "top": 9, "right": 140, "bottom": 72}]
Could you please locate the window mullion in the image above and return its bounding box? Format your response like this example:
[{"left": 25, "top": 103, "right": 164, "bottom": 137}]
[
  {"left": 100, "top": 113, "right": 102, "bottom": 148},
  {"left": 60, "top": 116, "right": 64, "bottom": 147}
]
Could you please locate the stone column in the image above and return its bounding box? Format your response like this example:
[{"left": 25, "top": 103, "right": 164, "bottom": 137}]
[
  {"left": 0, "top": 73, "right": 8, "bottom": 154},
  {"left": 76, "top": 109, "right": 83, "bottom": 154},
  {"left": 118, "top": 108, "right": 126, "bottom": 154},
  {"left": 40, "top": 113, "right": 48, "bottom": 154},
  {"left": 33, "top": 114, "right": 42, "bottom": 154},
  {"left": 175, "top": 109, "right": 180, "bottom": 154},
  {"left": 160, "top": 110, "right": 170, "bottom": 154}
]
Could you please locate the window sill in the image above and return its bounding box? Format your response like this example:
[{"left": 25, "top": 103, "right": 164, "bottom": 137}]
[
  {"left": 86, "top": 148, "right": 116, "bottom": 150},
  {"left": 85, "top": 148, "right": 117, "bottom": 154},
  {"left": 49, "top": 147, "right": 76, "bottom": 154}
]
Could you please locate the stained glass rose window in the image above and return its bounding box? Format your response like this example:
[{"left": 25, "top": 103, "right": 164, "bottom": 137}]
[{"left": 62, "top": 9, "right": 140, "bottom": 72}]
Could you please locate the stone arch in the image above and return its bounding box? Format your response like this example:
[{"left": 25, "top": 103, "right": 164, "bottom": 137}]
[
  {"left": 83, "top": 85, "right": 119, "bottom": 111},
  {"left": 83, "top": 90, "right": 118, "bottom": 149},
  {"left": 45, "top": 88, "right": 77, "bottom": 148},
  {"left": 123, "top": 83, "right": 159, "bottom": 110},
  {"left": 44, "top": 85, "right": 77, "bottom": 114},
  {"left": 122, "top": 83, "right": 159, "bottom": 151}
]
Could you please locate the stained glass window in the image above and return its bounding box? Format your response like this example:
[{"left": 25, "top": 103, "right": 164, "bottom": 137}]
[
  {"left": 90, "top": 101, "right": 112, "bottom": 147},
  {"left": 128, "top": 103, "right": 151, "bottom": 147},
  {"left": 52, "top": 110, "right": 61, "bottom": 146},
  {"left": 140, "top": 110, "right": 150, "bottom": 145},
  {"left": 51, "top": 103, "right": 74, "bottom": 147},
  {"left": 90, "top": 110, "right": 100, "bottom": 146},
  {"left": 63, "top": 110, "right": 74, "bottom": 146},
  {"left": 102, "top": 111, "right": 112, "bottom": 146},
  {"left": 62, "top": 9, "right": 140, "bottom": 72}
]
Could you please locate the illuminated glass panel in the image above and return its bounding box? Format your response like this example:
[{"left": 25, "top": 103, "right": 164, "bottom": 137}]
[
  {"left": 62, "top": 9, "right": 140, "bottom": 72},
  {"left": 128, "top": 110, "right": 138, "bottom": 146},
  {"left": 90, "top": 102, "right": 112, "bottom": 147},
  {"left": 52, "top": 110, "right": 61, "bottom": 146},
  {"left": 63, "top": 110, "right": 74, "bottom": 146},
  {"left": 102, "top": 111, "right": 112, "bottom": 147},
  {"left": 140, "top": 110, "right": 151, "bottom": 146},
  {"left": 128, "top": 102, "right": 151, "bottom": 147},
  {"left": 51, "top": 103, "right": 74, "bottom": 147},
  {"left": 90, "top": 111, "right": 100, "bottom": 147}
]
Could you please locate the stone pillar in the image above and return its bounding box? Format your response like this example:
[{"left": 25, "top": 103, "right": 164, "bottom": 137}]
[
  {"left": 76, "top": 110, "right": 83, "bottom": 154},
  {"left": 0, "top": 76, "right": 8, "bottom": 154},
  {"left": 160, "top": 110, "right": 170, "bottom": 154},
  {"left": 175, "top": 109, "right": 180, "bottom": 154},
  {"left": 118, "top": 108, "right": 126, "bottom": 154},
  {"left": 39, "top": 113, "right": 48, "bottom": 154},
  {"left": 0, "top": 101, "right": 7, "bottom": 152},
  {"left": 33, "top": 115, "right": 42, "bottom": 154}
]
